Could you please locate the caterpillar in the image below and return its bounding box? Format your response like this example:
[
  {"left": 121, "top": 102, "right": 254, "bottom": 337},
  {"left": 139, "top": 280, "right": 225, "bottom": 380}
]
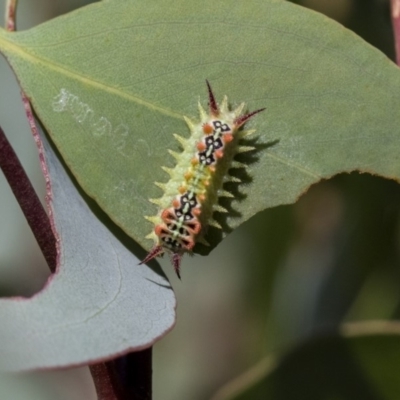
[{"left": 140, "top": 81, "right": 265, "bottom": 278}]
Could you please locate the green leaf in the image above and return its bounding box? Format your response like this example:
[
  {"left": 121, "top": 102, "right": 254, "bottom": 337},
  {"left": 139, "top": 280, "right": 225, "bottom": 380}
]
[
  {"left": 211, "top": 322, "right": 400, "bottom": 400},
  {"left": 0, "top": 127, "right": 175, "bottom": 372},
  {"left": 0, "top": 0, "right": 399, "bottom": 254}
]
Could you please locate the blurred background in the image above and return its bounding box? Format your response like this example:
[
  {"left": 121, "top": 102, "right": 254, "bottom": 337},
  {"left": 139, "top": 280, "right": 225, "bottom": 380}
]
[{"left": 0, "top": 0, "right": 399, "bottom": 399}]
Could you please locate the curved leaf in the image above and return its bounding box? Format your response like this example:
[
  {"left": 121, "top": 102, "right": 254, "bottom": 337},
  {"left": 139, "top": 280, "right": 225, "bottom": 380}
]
[
  {"left": 0, "top": 127, "right": 175, "bottom": 372},
  {"left": 0, "top": 0, "right": 399, "bottom": 254}
]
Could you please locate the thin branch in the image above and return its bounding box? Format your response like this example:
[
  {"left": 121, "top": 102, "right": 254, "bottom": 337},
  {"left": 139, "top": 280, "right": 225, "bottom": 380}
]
[
  {"left": 104, "top": 348, "right": 153, "bottom": 400},
  {"left": 90, "top": 364, "right": 119, "bottom": 400},
  {"left": 391, "top": 0, "right": 400, "bottom": 65},
  {"left": 90, "top": 349, "right": 153, "bottom": 400},
  {"left": 5, "top": 0, "right": 17, "bottom": 31},
  {"left": 0, "top": 125, "right": 57, "bottom": 271}
]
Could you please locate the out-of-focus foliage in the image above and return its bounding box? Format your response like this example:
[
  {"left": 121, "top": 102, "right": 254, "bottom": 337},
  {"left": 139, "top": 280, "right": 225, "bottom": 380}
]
[
  {"left": 209, "top": 1, "right": 400, "bottom": 399},
  {"left": 214, "top": 327, "right": 400, "bottom": 400}
]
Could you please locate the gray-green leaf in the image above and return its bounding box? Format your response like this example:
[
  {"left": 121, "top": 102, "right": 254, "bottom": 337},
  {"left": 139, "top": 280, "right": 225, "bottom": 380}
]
[{"left": 0, "top": 128, "right": 175, "bottom": 372}]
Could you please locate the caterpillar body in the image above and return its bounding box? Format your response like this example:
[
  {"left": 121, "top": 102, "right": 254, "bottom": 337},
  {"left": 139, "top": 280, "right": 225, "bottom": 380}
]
[{"left": 141, "top": 81, "right": 265, "bottom": 278}]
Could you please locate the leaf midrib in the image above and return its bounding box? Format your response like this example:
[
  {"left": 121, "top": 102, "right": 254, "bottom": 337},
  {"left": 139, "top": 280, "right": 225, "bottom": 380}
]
[
  {"left": 0, "top": 31, "right": 183, "bottom": 120},
  {"left": 0, "top": 30, "right": 324, "bottom": 179}
]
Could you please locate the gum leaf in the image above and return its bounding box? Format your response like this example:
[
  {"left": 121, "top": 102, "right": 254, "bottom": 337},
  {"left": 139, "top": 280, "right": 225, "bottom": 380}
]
[
  {"left": 0, "top": 0, "right": 399, "bottom": 254},
  {"left": 0, "top": 128, "right": 175, "bottom": 372}
]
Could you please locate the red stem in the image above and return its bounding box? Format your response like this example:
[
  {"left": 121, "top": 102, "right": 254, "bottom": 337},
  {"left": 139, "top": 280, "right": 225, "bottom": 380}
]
[
  {"left": 5, "top": 0, "right": 17, "bottom": 31},
  {"left": 90, "top": 364, "right": 119, "bottom": 400},
  {"left": 391, "top": 0, "right": 400, "bottom": 65},
  {"left": 0, "top": 126, "right": 57, "bottom": 271},
  {"left": 103, "top": 348, "right": 153, "bottom": 400}
]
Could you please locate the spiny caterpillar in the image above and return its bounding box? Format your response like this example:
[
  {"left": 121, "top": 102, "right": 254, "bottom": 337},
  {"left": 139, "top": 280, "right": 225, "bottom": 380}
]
[{"left": 140, "top": 81, "right": 265, "bottom": 278}]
